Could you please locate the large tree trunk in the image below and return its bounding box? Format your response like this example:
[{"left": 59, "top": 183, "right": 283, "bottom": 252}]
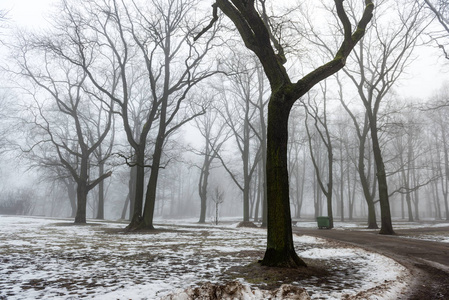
[
  {"left": 141, "top": 108, "right": 167, "bottom": 230},
  {"left": 261, "top": 91, "right": 306, "bottom": 268},
  {"left": 74, "top": 156, "right": 90, "bottom": 224},
  {"left": 128, "top": 147, "right": 146, "bottom": 228},
  {"left": 243, "top": 182, "right": 250, "bottom": 222},
  {"left": 142, "top": 145, "right": 162, "bottom": 230},
  {"left": 326, "top": 189, "right": 334, "bottom": 229},
  {"left": 75, "top": 180, "right": 88, "bottom": 224}
]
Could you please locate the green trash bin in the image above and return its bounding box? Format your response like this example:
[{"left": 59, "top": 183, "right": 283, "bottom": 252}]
[{"left": 316, "top": 216, "right": 330, "bottom": 229}]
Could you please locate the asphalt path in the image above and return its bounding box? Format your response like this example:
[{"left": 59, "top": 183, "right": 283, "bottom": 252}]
[{"left": 293, "top": 225, "right": 449, "bottom": 299}]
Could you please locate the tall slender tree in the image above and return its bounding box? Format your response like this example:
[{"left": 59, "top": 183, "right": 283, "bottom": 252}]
[
  {"left": 303, "top": 83, "right": 334, "bottom": 229},
  {"left": 192, "top": 105, "right": 230, "bottom": 223}
]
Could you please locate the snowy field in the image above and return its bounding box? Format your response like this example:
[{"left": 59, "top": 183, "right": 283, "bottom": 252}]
[{"left": 0, "top": 216, "right": 414, "bottom": 299}]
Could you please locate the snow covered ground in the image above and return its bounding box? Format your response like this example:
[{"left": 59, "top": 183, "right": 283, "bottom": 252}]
[
  {"left": 0, "top": 215, "right": 418, "bottom": 299},
  {"left": 294, "top": 220, "right": 449, "bottom": 244}
]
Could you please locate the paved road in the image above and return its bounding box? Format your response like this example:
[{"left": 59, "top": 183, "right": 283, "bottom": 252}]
[{"left": 293, "top": 226, "right": 449, "bottom": 299}]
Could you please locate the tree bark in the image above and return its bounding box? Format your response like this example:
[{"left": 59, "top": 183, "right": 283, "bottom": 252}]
[
  {"left": 75, "top": 180, "right": 88, "bottom": 224},
  {"left": 74, "top": 153, "right": 90, "bottom": 224},
  {"left": 128, "top": 146, "right": 146, "bottom": 228},
  {"left": 262, "top": 90, "right": 306, "bottom": 268},
  {"left": 141, "top": 139, "right": 163, "bottom": 230},
  {"left": 369, "top": 117, "right": 395, "bottom": 235}
]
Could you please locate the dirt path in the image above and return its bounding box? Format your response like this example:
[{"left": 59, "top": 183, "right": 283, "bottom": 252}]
[{"left": 293, "top": 226, "right": 449, "bottom": 299}]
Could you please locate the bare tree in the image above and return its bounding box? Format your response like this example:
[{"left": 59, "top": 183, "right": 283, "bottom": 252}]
[
  {"left": 211, "top": 185, "right": 225, "bottom": 225},
  {"left": 303, "top": 83, "right": 334, "bottom": 229},
  {"left": 287, "top": 108, "right": 307, "bottom": 219},
  {"left": 344, "top": 1, "right": 426, "bottom": 234},
  {"left": 0, "top": 90, "right": 14, "bottom": 155},
  {"left": 92, "top": 113, "right": 115, "bottom": 220},
  {"left": 46, "top": 0, "right": 220, "bottom": 230},
  {"left": 387, "top": 105, "right": 431, "bottom": 221},
  {"left": 12, "top": 36, "right": 114, "bottom": 223},
  {"left": 192, "top": 104, "right": 230, "bottom": 223},
  {"left": 425, "top": 86, "right": 449, "bottom": 220},
  {"left": 214, "top": 53, "right": 265, "bottom": 224},
  {"left": 421, "top": 0, "right": 449, "bottom": 58},
  {"left": 196, "top": 0, "right": 373, "bottom": 267},
  {"left": 336, "top": 74, "right": 378, "bottom": 229},
  {"left": 0, "top": 188, "right": 36, "bottom": 215},
  {"left": 308, "top": 0, "right": 427, "bottom": 234}
]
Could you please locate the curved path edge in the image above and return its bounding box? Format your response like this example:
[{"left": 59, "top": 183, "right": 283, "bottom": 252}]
[{"left": 293, "top": 226, "right": 449, "bottom": 300}]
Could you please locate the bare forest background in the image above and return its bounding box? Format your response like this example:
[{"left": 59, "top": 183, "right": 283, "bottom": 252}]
[{"left": 0, "top": 0, "right": 449, "bottom": 231}]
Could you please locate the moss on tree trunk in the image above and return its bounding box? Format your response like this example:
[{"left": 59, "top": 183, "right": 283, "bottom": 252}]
[
  {"left": 261, "top": 90, "right": 307, "bottom": 268},
  {"left": 74, "top": 181, "right": 88, "bottom": 224}
]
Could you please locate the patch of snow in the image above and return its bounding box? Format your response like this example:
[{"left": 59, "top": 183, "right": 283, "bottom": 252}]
[
  {"left": 299, "top": 247, "right": 361, "bottom": 258},
  {"left": 296, "top": 245, "right": 409, "bottom": 299},
  {"left": 294, "top": 235, "right": 326, "bottom": 244},
  {"left": 0, "top": 215, "right": 410, "bottom": 299},
  {"left": 400, "top": 234, "right": 449, "bottom": 243}
]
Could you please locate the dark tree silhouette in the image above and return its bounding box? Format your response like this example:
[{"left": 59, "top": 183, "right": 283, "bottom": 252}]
[{"left": 196, "top": 0, "right": 373, "bottom": 267}]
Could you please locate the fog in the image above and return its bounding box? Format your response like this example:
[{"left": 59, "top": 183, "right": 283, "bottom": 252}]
[{"left": 0, "top": 0, "right": 448, "bottom": 229}]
